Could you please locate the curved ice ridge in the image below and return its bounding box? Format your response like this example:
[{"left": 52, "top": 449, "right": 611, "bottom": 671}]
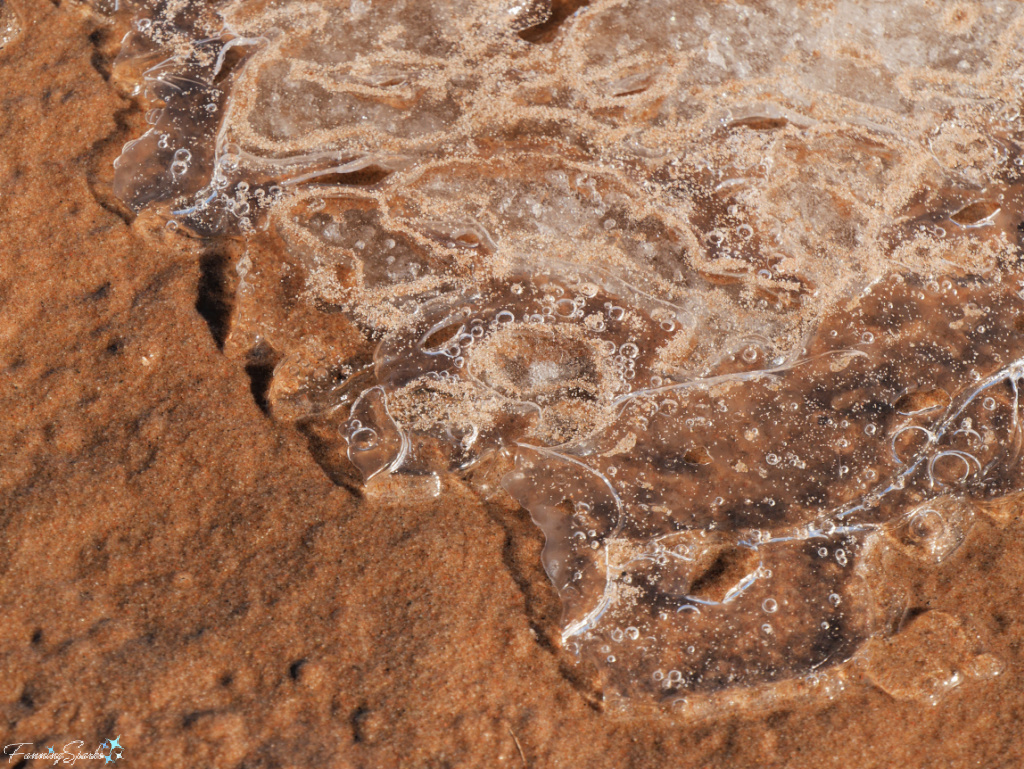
[{"left": 109, "top": 0, "right": 1024, "bottom": 711}]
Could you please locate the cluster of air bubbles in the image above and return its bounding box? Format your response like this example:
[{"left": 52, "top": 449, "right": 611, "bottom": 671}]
[{"left": 170, "top": 148, "right": 191, "bottom": 177}]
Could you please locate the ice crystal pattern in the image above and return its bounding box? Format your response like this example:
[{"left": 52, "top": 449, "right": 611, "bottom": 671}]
[{"left": 111, "top": 0, "right": 1024, "bottom": 711}]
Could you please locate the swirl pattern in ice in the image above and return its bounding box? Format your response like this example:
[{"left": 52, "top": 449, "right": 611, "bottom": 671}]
[{"left": 109, "top": 0, "right": 1024, "bottom": 712}]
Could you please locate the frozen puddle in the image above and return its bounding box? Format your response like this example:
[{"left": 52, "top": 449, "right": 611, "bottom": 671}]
[{"left": 109, "top": 0, "right": 1023, "bottom": 712}]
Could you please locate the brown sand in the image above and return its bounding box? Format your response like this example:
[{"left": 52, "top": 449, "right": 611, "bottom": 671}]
[{"left": 2, "top": 1, "right": 1024, "bottom": 767}]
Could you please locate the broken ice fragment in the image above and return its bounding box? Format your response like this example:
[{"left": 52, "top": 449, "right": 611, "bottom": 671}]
[{"left": 110, "top": 0, "right": 1024, "bottom": 711}]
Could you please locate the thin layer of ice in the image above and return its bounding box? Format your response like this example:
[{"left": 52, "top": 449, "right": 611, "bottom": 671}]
[{"left": 107, "top": 0, "right": 1023, "bottom": 712}]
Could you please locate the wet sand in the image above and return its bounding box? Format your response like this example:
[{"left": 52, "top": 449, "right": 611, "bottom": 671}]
[{"left": 1, "top": 1, "right": 1024, "bottom": 767}]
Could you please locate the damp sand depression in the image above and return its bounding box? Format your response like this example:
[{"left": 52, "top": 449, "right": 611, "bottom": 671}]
[{"left": 105, "top": 0, "right": 1024, "bottom": 714}]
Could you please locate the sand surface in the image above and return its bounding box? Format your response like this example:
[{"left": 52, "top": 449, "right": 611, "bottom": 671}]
[{"left": 2, "top": 1, "right": 1024, "bottom": 767}]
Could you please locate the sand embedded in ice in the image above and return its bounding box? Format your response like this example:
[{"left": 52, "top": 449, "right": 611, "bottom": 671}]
[{"left": 110, "top": 0, "right": 1024, "bottom": 710}]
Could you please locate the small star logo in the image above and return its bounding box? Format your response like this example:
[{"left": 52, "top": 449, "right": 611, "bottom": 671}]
[
  {"left": 47, "top": 747, "right": 55, "bottom": 755},
  {"left": 98, "top": 736, "right": 124, "bottom": 762}
]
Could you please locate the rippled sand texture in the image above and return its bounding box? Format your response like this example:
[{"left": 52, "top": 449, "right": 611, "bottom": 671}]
[{"left": 111, "top": 0, "right": 1024, "bottom": 711}]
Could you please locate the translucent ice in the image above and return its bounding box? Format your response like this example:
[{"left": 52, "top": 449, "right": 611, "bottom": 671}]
[{"left": 109, "top": 0, "right": 1023, "bottom": 711}]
